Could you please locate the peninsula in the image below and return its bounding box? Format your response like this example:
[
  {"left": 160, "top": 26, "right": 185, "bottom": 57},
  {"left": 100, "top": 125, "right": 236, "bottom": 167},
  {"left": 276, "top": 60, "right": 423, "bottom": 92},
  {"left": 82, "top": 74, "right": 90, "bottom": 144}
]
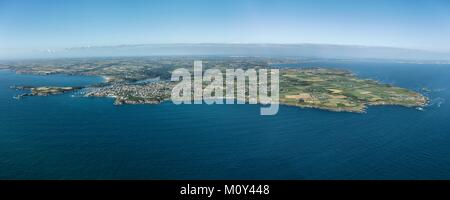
[{"left": 2, "top": 57, "right": 427, "bottom": 113}]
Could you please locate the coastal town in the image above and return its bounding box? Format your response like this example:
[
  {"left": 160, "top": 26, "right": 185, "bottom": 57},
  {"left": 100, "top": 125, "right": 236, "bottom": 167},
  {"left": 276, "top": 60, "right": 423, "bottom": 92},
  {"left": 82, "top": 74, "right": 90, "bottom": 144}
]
[{"left": 83, "top": 82, "right": 174, "bottom": 105}]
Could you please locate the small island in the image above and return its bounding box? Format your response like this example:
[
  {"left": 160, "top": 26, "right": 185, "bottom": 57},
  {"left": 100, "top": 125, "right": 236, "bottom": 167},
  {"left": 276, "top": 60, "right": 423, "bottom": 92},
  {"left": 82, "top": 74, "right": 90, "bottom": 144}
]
[{"left": 12, "top": 86, "right": 83, "bottom": 99}]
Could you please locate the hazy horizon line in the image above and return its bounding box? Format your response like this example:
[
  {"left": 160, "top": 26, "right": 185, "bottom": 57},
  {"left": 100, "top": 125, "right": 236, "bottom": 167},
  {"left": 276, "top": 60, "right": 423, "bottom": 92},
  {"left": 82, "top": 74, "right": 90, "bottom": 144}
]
[
  {"left": 2, "top": 42, "right": 448, "bottom": 53},
  {"left": 2, "top": 42, "right": 450, "bottom": 61}
]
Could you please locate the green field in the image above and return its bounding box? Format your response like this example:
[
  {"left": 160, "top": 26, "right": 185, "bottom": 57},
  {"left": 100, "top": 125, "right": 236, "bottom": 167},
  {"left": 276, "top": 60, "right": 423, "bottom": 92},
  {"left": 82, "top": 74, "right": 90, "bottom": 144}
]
[{"left": 280, "top": 68, "right": 427, "bottom": 112}]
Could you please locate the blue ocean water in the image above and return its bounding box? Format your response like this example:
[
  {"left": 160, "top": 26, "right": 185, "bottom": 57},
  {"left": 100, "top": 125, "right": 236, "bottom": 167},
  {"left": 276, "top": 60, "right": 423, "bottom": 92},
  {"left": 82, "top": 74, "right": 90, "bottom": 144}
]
[{"left": 0, "top": 61, "right": 449, "bottom": 180}]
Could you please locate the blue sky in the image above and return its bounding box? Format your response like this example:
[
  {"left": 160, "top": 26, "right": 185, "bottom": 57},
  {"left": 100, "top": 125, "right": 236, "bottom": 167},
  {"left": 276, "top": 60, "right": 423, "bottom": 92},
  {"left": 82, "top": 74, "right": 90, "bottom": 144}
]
[{"left": 1, "top": 0, "right": 450, "bottom": 52}]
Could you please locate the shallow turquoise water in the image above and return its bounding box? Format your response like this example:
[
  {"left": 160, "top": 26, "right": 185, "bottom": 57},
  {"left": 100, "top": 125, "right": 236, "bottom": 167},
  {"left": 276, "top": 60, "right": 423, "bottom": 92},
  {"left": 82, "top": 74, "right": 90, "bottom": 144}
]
[{"left": 0, "top": 61, "right": 449, "bottom": 180}]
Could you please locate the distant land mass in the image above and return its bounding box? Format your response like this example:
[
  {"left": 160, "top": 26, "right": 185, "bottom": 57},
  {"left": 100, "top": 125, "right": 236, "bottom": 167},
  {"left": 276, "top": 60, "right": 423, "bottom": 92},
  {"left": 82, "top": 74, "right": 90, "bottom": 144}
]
[{"left": 1, "top": 43, "right": 450, "bottom": 61}]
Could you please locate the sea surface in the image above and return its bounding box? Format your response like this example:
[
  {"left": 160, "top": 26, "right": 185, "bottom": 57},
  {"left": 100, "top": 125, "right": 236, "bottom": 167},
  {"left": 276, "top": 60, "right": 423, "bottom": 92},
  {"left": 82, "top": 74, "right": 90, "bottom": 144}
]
[{"left": 0, "top": 60, "right": 449, "bottom": 180}]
